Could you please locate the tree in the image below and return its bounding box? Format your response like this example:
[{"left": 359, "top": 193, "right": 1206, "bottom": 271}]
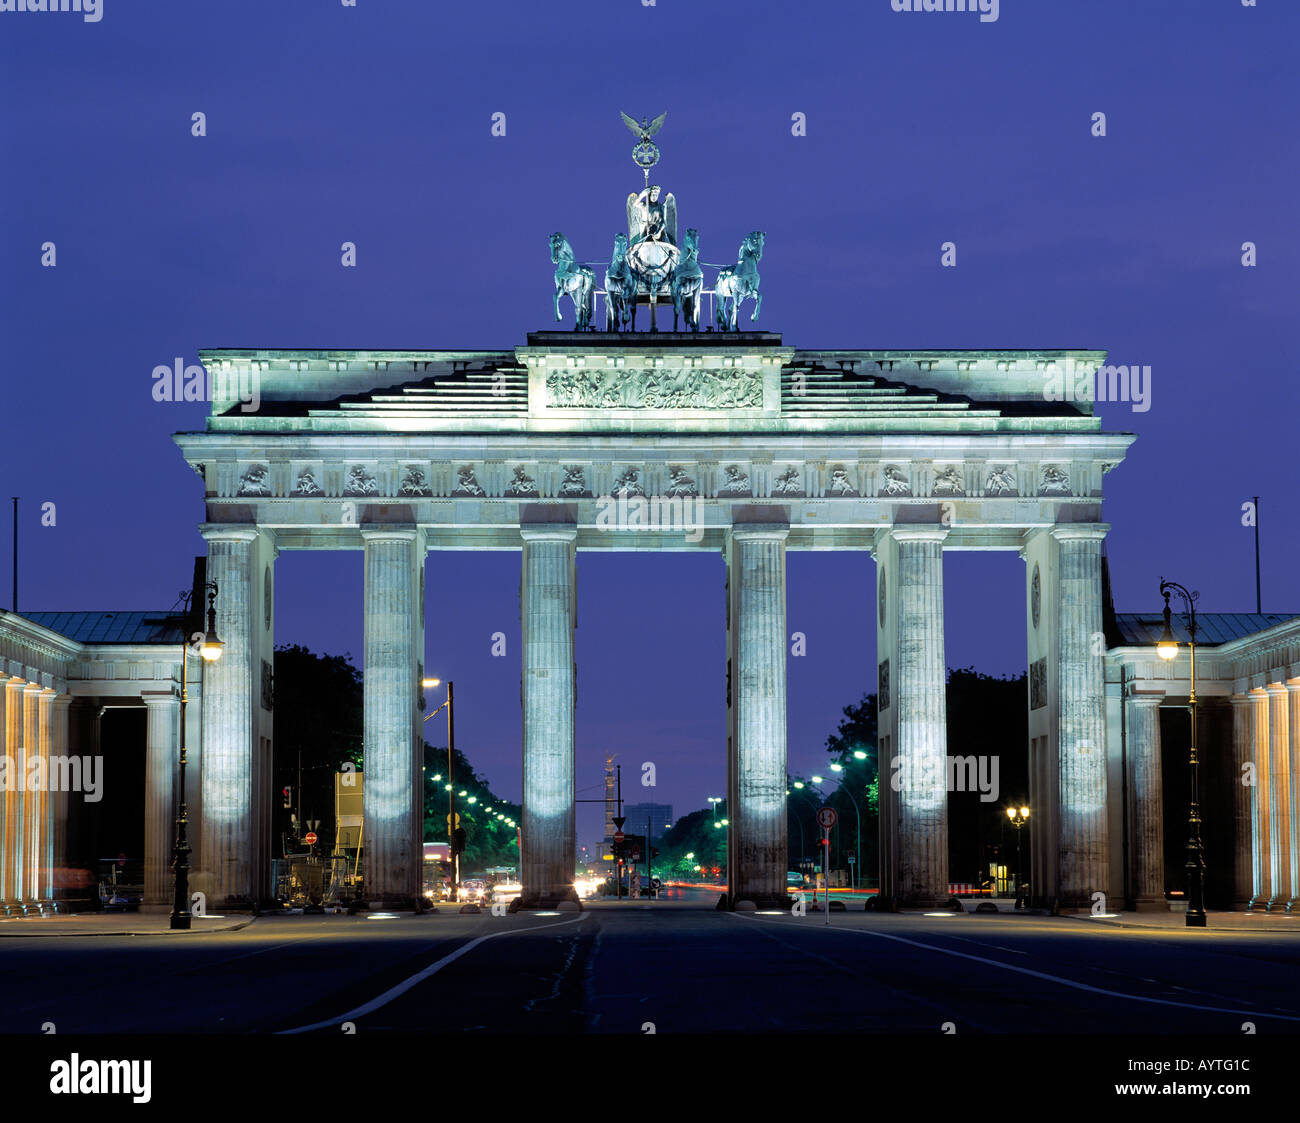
[
  {"left": 272, "top": 645, "right": 364, "bottom": 856},
  {"left": 656, "top": 807, "right": 727, "bottom": 878}
]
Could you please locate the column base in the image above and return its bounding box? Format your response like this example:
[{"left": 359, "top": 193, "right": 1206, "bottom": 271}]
[
  {"left": 511, "top": 888, "right": 581, "bottom": 912},
  {"left": 720, "top": 892, "right": 792, "bottom": 911},
  {"left": 365, "top": 897, "right": 419, "bottom": 913},
  {"left": 898, "top": 893, "right": 955, "bottom": 911},
  {"left": 1133, "top": 897, "right": 1167, "bottom": 913}
]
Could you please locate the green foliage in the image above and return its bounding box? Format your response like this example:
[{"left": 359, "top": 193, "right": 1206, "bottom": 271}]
[
  {"left": 655, "top": 807, "right": 727, "bottom": 877},
  {"left": 423, "top": 742, "right": 521, "bottom": 872},
  {"left": 272, "top": 645, "right": 364, "bottom": 855}
]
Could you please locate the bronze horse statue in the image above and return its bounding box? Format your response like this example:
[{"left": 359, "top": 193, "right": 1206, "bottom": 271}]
[
  {"left": 604, "top": 233, "right": 636, "bottom": 332},
  {"left": 714, "top": 230, "right": 765, "bottom": 331},
  {"left": 671, "top": 227, "right": 704, "bottom": 332},
  {"left": 551, "top": 232, "right": 594, "bottom": 331}
]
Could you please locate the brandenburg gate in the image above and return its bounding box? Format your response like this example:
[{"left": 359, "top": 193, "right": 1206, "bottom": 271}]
[{"left": 173, "top": 114, "right": 1134, "bottom": 911}]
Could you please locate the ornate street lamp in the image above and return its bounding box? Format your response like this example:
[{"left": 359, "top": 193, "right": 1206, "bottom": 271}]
[
  {"left": 1156, "top": 577, "right": 1207, "bottom": 928},
  {"left": 1005, "top": 805, "right": 1030, "bottom": 910},
  {"left": 172, "top": 582, "right": 222, "bottom": 930}
]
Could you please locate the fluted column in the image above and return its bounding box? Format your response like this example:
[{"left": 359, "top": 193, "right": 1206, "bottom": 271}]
[
  {"left": 1287, "top": 682, "right": 1300, "bottom": 911},
  {"left": 48, "top": 694, "right": 71, "bottom": 909},
  {"left": 15, "top": 683, "right": 41, "bottom": 913},
  {"left": 1265, "top": 683, "right": 1290, "bottom": 911},
  {"left": 519, "top": 524, "right": 578, "bottom": 909},
  {"left": 0, "top": 677, "right": 20, "bottom": 913},
  {"left": 361, "top": 528, "right": 425, "bottom": 909},
  {"left": 1126, "top": 694, "right": 1164, "bottom": 909},
  {"left": 726, "top": 523, "right": 789, "bottom": 908},
  {"left": 31, "top": 689, "right": 55, "bottom": 911},
  {"left": 1230, "top": 695, "right": 1254, "bottom": 907},
  {"left": 199, "top": 526, "right": 258, "bottom": 908},
  {"left": 1249, "top": 689, "right": 1271, "bottom": 910},
  {"left": 142, "top": 692, "right": 180, "bottom": 909},
  {"left": 892, "top": 528, "right": 949, "bottom": 908},
  {"left": 1051, "top": 526, "right": 1109, "bottom": 909}
]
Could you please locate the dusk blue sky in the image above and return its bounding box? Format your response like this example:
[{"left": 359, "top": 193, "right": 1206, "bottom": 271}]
[{"left": 3, "top": 1, "right": 1296, "bottom": 850}]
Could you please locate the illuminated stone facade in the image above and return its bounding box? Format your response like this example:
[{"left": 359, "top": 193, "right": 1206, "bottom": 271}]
[{"left": 175, "top": 331, "right": 1136, "bottom": 911}]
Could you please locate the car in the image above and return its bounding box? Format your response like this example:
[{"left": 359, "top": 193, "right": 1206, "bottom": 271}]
[{"left": 786, "top": 871, "right": 806, "bottom": 893}]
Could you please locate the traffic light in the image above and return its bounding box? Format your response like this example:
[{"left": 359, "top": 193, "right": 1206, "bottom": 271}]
[
  {"left": 452, "top": 827, "right": 467, "bottom": 854},
  {"left": 282, "top": 785, "right": 292, "bottom": 809},
  {"left": 650, "top": 847, "right": 659, "bottom": 859}
]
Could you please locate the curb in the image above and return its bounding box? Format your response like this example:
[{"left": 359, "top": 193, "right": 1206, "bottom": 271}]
[{"left": 0, "top": 917, "right": 258, "bottom": 939}]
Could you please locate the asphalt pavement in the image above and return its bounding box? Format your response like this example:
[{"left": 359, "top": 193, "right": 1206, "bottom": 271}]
[{"left": 2, "top": 888, "right": 1298, "bottom": 1036}]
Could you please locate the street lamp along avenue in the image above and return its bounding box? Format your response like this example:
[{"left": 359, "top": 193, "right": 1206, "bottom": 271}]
[
  {"left": 1005, "top": 805, "right": 1029, "bottom": 910},
  {"left": 423, "top": 678, "right": 462, "bottom": 903},
  {"left": 1156, "top": 577, "right": 1208, "bottom": 928},
  {"left": 172, "top": 582, "right": 222, "bottom": 931}
]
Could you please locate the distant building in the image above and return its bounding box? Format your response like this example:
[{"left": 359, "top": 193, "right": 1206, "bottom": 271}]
[{"left": 623, "top": 803, "right": 674, "bottom": 842}]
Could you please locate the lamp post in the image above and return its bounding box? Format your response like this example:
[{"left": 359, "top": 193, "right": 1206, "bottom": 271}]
[
  {"left": 1005, "top": 805, "right": 1029, "bottom": 910},
  {"left": 823, "top": 763, "right": 864, "bottom": 890},
  {"left": 1156, "top": 577, "right": 1207, "bottom": 928},
  {"left": 423, "top": 678, "right": 458, "bottom": 902},
  {"left": 708, "top": 796, "right": 722, "bottom": 821},
  {"left": 172, "top": 582, "right": 222, "bottom": 930}
]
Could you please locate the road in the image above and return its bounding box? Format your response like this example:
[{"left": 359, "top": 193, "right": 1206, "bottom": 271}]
[{"left": 3, "top": 888, "right": 1299, "bottom": 1035}]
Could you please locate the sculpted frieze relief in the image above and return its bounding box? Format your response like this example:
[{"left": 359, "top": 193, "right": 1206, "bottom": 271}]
[
  {"left": 1040, "top": 464, "right": 1070, "bottom": 495},
  {"left": 292, "top": 470, "right": 323, "bottom": 496},
  {"left": 932, "top": 465, "right": 964, "bottom": 496},
  {"left": 773, "top": 466, "right": 803, "bottom": 496},
  {"left": 665, "top": 466, "right": 698, "bottom": 497},
  {"left": 400, "top": 467, "right": 431, "bottom": 497},
  {"left": 505, "top": 466, "right": 538, "bottom": 497},
  {"left": 545, "top": 365, "right": 763, "bottom": 409},
  {"left": 559, "top": 465, "right": 590, "bottom": 497},
  {"left": 985, "top": 465, "right": 1017, "bottom": 496},
  {"left": 717, "top": 465, "right": 751, "bottom": 497},
  {"left": 453, "top": 466, "right": 486, "bottom": 497},
  {"left": 611, "top": 467, "right": 644, "bottom": 497},
  {"left": 828, "top": 466, "right": 856, "bottom": 496},
  {"left": 238, "top": 464, "right": 271, "bottom": 497},
  {"left": 880, "top": 465, "right": 910, "bottom": 497},
  {"left": 344, "top": 466, "right": 378, "bottom": 496}
]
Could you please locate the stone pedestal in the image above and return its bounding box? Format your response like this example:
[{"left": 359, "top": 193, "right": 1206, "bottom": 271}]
[
  {"left": 725, "top": 522, "right": 789, "bottom": 909},
  {"left": 1125, "top": 694, "right": 1164, "bottom": 909},
  {"left": 518, "top": 524, "right": 579, "bottom": 910},
  {"left": 361, "top": 528, "right": 425, "bottom": 910}
]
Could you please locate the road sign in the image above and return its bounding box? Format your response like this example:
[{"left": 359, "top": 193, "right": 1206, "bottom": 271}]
[
  {"left": 612, "top": 816, "right": 626, "bottom": 830},
  {"left": 304, "top": 831, "right": 318, "bottom": 846},
  {"left": 816, "top": 807, "right": 838, "bottom": 829},
  {"left": 446, "top": 813, "right": 461, "bottom": 828},
  {"left": 614, "top": 831, "right": 625, "bottom": 843}
]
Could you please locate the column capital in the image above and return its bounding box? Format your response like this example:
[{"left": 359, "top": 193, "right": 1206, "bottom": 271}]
[
  {"left": 141, "top": 690, "right": 180, "bottom": 707},
  {"left": 730, "top": 522, "right": 789, "bottom": 543},
  {"left": 22, "top": 681, "right": 42, "bottom": 696},
  {"left": 882, "top": 525, "right": 948, "bottom": 545},
  {"left": 1049, "top": 523, "right": 1110, "bottom": 543},
  {"left": 1264, "top": 681, "right": 1290, "bottom": 696},
  {"left": 520, "top": 523, "right": 577, "bottom": 543},
  {"left": 199, "top": 524, "right": 260, "bottom": 544},
  {"left": 1127, "top": 693, "right": 1164, "bottom": 708},
  {"left": 360, "top": 526, "right": 422, "bottom": 543},
  {"left": 1230, "top": 693, "right": 1254, "bottom": 708}
]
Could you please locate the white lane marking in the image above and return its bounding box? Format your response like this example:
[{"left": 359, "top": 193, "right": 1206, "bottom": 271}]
[
  {"left": 729, "top": 913, "right": 1300, "bottom": 1023},
  {"left": 278, "top": 912, "right": 589, "bottom": 1034}
]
